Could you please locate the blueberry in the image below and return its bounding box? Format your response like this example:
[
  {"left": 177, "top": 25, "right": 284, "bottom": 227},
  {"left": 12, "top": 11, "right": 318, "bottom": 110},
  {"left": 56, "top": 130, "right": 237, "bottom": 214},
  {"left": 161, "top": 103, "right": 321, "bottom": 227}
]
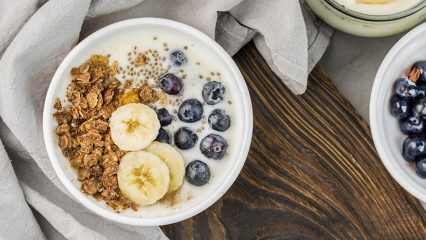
[
  {"left": 174, "top": 127, "right": 198, "bottom": 150},
  {"left": 159, "top": 73, "right": 183, "bottom": 95},
  {"left": 390, "top": 95, "right": 411, "bottom": 120},
  {"left": 200, "top": 134, "right": 228, "bottom": 160},
  {"left": 402, "top": 136, "right": 426, "bottom": 162},
  {"left": 418, "top": 83, "right": 426, "bottom": 92},
  {"left": 208, "top": 109, "right": 230, "bottom": 132},
  {"left": 185, "top": 160, "right": 210, "bottom": 186},
  {"left": 399, "top": 113, "right": 424, "bottom": 135},
  {"left": 394, "top": 77, "right": 424, "bottom": 99},
  {"left": 155, "top": 108, "right": 172, "bottom": 126},
  {"left": 170, "top": 50, "right": 187, "bottom": 67},
  {"left": 178, "top": 99, "right": 203, "bottom": 123},
  {"left": 415, "top": 158, "right": 426, "bottom": 178},
  {"left": 414, "top": 96, "right": 426, "bottom": 119},
  {"left": 202, "top": 81, "right": 225, "bottom": 105},
  {"left": 410, "top": 61, "right": 426, "bottom": 83},
  {"left": 156, "top": 128, "right": 170, "bottom": 144}
]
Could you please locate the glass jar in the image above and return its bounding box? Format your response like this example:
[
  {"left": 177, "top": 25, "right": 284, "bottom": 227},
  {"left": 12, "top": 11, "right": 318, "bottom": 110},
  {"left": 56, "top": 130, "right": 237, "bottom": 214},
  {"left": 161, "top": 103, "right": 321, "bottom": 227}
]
[{"left": 305, "top": 0, "right": 426, "bottom": 37}]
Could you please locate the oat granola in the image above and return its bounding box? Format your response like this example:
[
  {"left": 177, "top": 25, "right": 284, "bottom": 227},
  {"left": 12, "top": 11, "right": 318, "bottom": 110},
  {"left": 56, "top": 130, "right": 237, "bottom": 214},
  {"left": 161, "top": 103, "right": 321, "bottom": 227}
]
[{"left": 53, "top": 54, "right": 166, "bottom": 212}]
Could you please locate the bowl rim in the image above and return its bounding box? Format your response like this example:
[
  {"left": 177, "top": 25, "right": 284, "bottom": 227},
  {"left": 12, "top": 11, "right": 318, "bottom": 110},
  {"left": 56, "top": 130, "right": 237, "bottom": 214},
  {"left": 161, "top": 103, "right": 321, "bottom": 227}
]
[
  {"left": 42, "top": 18, "right": 253, "bottom": 226},
  {"left": 370, "top": 22, "right": 426, "bottom": 203}
]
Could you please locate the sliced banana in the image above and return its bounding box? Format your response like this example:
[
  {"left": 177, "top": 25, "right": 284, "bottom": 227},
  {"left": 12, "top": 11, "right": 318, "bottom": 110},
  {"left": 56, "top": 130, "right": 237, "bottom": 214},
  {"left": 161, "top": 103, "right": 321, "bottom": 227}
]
[
  {"left": 146, "top": 141, "right": 185, "bottom": 193},
  {"left": 117, "top": 150, "right": 170, "bottom": 206},
  {"left": 110, "top": 103, "right": 160, "bottom": 151}
]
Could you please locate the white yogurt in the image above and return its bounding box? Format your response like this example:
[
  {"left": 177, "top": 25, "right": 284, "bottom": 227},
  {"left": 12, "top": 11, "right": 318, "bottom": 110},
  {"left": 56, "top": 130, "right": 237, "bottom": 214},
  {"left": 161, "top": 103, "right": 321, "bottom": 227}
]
[
  {"left": 334, "top": 0, "right": 421, "bottom": 15},
  {"left": 59, "top": 24, "right": 243, "bottom": 218}
]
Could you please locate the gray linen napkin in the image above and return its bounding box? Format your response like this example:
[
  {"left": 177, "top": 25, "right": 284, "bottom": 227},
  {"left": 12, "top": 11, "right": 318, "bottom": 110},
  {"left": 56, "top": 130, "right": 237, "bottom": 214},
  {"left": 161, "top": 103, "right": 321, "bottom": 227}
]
[{"left": 0, "top": 0, "right": 332, "bottom": 239}]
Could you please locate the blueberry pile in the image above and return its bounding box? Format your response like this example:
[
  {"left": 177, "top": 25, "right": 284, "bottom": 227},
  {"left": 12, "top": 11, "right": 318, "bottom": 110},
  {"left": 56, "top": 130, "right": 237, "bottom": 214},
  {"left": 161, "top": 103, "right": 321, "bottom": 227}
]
[
  {"left": 154, "top": 50, "right": 231, "bottom": 186},
  {"left": 390, "top": 61, "right": 426, "bottom": 178}
]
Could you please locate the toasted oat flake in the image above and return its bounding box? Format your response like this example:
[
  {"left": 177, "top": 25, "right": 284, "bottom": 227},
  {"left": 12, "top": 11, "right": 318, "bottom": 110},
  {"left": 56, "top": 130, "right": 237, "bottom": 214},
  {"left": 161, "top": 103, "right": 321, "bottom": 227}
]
[
  {"left": 123, "top": 80, "right": 133, "bottom": 89},
  {"left": 138, "top": 83, "right": 158, "bottom": 104},
  {"left": 119, "top": 88, "right": 140, "bottom": 106},
  {"left": 79, "top": 63, "right": 90, "bottom": 73},
  {"left": 90, "top": 55, "right": 109, "bottom": 66},
  {"left": 135, "top": 54, "right": 146, "bottom": 67},
  {"left": 86, "top": 92, "right": 98, "bottom": 109},
  {"left": 110, "top": 61, "right": 119, "bottom": 75},
  {"left": 54, "top": 98, "right": 62, "bottom": 110},
  {"left": 156, "top": 91, "right": 169, "bottom": 106}
]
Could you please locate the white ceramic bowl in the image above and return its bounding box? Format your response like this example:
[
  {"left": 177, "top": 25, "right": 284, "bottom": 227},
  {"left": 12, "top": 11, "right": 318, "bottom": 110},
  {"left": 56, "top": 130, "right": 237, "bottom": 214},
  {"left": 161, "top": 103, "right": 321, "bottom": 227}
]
[
  {"left": 370, "top": 23, "right": 426, "bottom": 203},
  {"left": 43, "top": 18, "right": 253, "bottom": 226}
]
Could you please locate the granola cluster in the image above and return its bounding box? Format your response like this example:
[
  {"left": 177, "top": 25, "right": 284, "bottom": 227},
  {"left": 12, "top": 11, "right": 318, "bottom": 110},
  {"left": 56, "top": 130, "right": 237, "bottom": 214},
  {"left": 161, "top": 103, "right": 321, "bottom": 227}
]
[{"left": 53, "top": 54, "right": 166, "bottom": 212}]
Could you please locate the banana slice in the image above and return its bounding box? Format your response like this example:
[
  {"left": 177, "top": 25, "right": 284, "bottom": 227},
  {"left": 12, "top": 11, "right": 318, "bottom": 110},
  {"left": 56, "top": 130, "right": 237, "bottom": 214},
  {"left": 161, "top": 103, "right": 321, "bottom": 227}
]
[
  {"left": 110, "top": 103, "right": 160, "bottom": 151},
  {"left": 117, "top": 150, "right": 170, "bottom": 206},
  {"left": 146, "top": 141, "right": 185, "bottom": 193}
]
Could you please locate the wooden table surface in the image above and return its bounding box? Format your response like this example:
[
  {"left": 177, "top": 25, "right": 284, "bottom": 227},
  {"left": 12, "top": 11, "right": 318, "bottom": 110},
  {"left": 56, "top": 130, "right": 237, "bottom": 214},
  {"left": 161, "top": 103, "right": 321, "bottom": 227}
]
[{"left": 161, "top": 43, "right": 426, "bottom": 239}]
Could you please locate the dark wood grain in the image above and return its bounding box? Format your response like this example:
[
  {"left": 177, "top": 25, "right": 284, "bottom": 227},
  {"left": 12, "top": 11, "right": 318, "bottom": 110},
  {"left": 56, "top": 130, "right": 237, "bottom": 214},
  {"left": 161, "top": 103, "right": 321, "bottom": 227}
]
[{"left": 161, "top": 43, "right": 426, "bottom": 239}]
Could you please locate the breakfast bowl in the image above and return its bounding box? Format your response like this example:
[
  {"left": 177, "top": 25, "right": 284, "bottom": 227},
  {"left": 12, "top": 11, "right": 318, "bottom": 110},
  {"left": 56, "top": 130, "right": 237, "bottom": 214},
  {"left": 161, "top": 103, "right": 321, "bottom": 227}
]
[
  {"left": 43, "top": 18, "right": 253, "bottom": 226},
  {"left": 370, "top": 23, "right": 426, "bottom": 203}
]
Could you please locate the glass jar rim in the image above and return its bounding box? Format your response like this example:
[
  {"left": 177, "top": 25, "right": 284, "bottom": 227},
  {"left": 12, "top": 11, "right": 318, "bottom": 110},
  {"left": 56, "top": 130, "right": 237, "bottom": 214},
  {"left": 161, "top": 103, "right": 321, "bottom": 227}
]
[{"left": 325, "top": 0, "right": 426, "bottom": 21}]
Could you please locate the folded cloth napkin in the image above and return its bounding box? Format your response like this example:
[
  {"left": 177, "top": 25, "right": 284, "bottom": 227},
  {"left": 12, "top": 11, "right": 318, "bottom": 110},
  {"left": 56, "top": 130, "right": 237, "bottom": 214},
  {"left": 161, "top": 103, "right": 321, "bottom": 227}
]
[{"left": 0, "top": 0, "right": 332, "bottom": 239}]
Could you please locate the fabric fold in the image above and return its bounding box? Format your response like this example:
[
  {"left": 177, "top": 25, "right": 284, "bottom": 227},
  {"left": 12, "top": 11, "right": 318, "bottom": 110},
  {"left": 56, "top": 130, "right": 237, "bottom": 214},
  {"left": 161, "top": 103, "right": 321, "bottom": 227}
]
[{"left": 0, "top": 137, "right": 46, "bottom": 240}]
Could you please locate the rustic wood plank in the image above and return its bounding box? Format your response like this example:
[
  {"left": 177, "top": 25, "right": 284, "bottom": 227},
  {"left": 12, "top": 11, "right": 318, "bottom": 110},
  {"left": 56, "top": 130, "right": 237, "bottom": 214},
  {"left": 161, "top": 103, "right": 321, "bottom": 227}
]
[{"left": 161, "top": 42, "right": 426, "bottom": 239}]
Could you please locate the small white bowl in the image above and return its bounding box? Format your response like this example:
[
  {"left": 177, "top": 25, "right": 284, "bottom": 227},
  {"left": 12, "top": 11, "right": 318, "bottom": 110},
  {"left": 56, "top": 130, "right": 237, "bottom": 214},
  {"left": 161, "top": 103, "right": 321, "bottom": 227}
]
[
  {"left": 43, "top": 18, "right": 253, "bottom": 226},
  {"left": 370, "top": 23, "right": 426, "bottom": 203}
]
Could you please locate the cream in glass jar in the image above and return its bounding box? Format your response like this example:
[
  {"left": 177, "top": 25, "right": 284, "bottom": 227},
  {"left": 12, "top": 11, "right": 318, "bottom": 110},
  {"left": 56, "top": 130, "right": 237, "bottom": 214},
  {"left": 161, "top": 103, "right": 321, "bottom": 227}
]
[
  {"left": 334, "top": 0, "right": 422, "bottom": 16},
  {"left": 305, "top": 0, "right": 426, "bottom": 37}
]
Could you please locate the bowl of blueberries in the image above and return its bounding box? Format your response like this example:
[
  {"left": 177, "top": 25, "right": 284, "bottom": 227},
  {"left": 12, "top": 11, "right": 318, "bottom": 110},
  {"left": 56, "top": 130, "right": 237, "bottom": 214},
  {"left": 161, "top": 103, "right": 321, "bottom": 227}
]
[{"left": 371, "top": 23, "right": 426, "bottom": 203}]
